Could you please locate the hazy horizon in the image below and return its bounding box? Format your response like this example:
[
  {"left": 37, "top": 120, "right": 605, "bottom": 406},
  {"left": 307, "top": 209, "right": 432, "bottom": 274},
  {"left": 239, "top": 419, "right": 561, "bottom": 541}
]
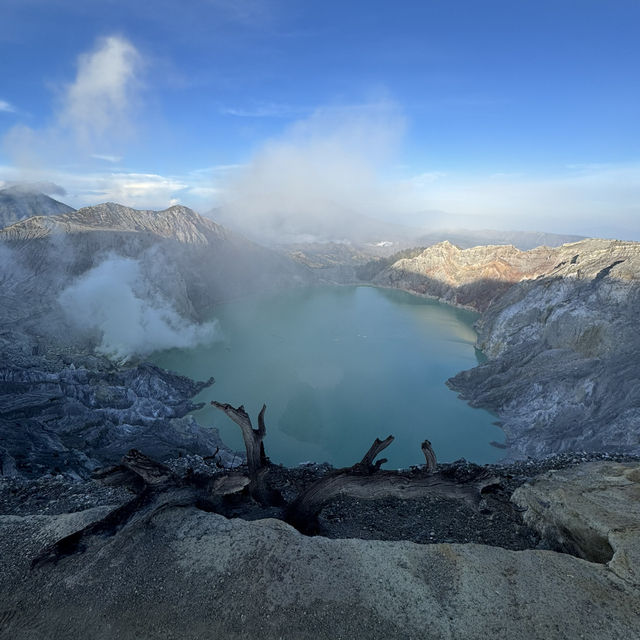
[{"left": 1, "top": 1, "right": 639, "bottom": 241}]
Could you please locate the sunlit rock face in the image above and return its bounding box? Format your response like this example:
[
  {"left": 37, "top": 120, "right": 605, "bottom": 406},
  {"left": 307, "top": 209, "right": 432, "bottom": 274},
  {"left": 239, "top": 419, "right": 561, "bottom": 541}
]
[
  {"left": 372, "top": 239, "right": 606, "bottom": 311},
  {"left": 445, "top": 239, "right": 640, "bottom": 458}
]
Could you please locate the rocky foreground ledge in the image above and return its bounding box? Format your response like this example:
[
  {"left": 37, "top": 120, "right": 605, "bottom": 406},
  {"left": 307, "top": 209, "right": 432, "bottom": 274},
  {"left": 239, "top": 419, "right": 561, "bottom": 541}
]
[{"left": 0, "top": 460, "right": 638, "bottom": 639}]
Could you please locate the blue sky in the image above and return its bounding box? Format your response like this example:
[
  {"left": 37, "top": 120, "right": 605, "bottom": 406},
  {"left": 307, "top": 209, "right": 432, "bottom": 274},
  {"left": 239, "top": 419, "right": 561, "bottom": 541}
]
[{"left": 0, "top": 0, "right": 639, "bottom": 239}]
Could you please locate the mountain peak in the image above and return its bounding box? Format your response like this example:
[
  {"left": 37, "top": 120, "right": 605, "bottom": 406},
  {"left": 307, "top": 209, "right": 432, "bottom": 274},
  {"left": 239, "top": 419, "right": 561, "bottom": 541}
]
[{"left": 0, "top": 186, "right": 75, "bottom": 229}]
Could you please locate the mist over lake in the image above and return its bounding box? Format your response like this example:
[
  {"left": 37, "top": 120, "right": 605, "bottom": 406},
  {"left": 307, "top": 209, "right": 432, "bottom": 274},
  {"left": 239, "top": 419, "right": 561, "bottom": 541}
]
[{"left": 152, "top": 286, "right": 505, "bottom": 468}]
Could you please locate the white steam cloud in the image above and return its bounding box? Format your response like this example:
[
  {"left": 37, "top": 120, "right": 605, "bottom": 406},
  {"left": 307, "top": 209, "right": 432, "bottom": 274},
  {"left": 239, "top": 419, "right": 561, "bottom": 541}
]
[
  {"left": 219, "top": 101, "right": 406, "bottom": 242},
  {"left": 59, "top": 255, "right": 219, "bottom": 360}
]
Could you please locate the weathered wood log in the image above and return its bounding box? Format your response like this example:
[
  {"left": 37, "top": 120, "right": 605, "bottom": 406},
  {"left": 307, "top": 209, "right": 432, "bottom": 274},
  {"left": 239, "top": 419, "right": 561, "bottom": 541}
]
[
  {"left": 421, "top": 440, "right": 437, "bottom": 473},
  {"left": 357, "top": 435, "right": 394, "bottom": 471},
  {"left": 121, "top": 449, "right": 176, "bottom": 486},
  {"left": 92, "top": 449, "right": 176, "bottom": 491},
  {"left": 31, "top": 487, "right": 198, "bottom": 569},
  {"left": 210, "top": 401, "right": 280, "bottom": 505},
  {"left": 32, "top": 425, "right": 503, "bottom": 568},
  {"left": 286, "top": 436, "right": 495, "bottom": 534},
  {"left": 209, "top": 473, "right": 251, "bottom": 496},
  {"left": 34, "top": 448, "right": 253, "bottom": 569},
  {"left": 210, "top": 402, "right": 267, "bottom": 474}
]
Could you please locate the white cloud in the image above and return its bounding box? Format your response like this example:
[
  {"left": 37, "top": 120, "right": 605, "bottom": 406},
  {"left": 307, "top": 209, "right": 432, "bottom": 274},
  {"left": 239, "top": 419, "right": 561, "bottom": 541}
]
[
  {"left": 58, "top": 35, "right": 142, "bottom": 148},
  {"left": 91, "top": 154, "right": 123, "bottom": 163},
  {"left": 219, "top": 101, "right": 406, "bottom": 241},
  {"left": 0, "top": 162, "right": 231, "bottom": 211},
  {"left": 2, "top": 35, "right": 143, "bottom": 168},
  {"left": 220, "top": 102, "right": 303, "bottom": 118},
  {"left": 78, "top": 172, "right": 188, "bottom": 209},
  {"left": 0, "top": 99, "right": 16, "bottom": 113},
  {"left": 408, "top": 171, "right": 446, "bottom": 187},
  {"left": 0, "top": 180, "right": 66, "bottom": 196},
  {"left": 402, "top": 163, "right": 640, "bottom": 240}
]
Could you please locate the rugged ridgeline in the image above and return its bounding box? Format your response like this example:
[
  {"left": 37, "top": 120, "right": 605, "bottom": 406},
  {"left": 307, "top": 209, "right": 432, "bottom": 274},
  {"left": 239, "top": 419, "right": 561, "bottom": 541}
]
[
  {"left": 0, "top": 201, "right": 311, "bottom": 478},
  {"left": 286, "top": 229, "right": 583, "bottom": 285},
  {"left": 374, "top": 239, "right": 640, "bottom": 457},
  {"left": 0, "top": 186, "right": 75, "bottom": 229},
  {"left": 0, "top": 201, "right": 309, "bottom": 326}
]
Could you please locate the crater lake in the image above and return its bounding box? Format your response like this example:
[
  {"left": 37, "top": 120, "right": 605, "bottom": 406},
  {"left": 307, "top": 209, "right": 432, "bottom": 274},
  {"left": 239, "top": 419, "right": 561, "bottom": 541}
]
[{"left": 151, "top": 286, "right": 506, "bottom": 468}]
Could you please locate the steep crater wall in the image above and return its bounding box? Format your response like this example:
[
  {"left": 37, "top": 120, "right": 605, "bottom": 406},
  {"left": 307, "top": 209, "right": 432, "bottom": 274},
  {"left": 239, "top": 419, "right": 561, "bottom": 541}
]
[{"left": 377, "top": 239, "right": 640, "bottom": 458}]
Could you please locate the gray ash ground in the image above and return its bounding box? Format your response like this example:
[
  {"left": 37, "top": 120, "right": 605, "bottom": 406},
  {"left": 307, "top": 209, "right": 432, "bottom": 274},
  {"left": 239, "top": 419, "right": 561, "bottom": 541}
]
[
  {"left": 0, "top": 475, "right": 132, "bottom": 517},
  {"left": 1, "top": 451, "right": 638, "bottom": 552}
]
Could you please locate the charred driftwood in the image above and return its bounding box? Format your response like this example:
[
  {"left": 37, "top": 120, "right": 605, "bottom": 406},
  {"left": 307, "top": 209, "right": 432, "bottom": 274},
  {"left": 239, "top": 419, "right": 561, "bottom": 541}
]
[
  {"left": 32, "top": 449, "right": 252, "bottom": 569},
  {"left": 210, "top": 402, "right": 268, "bottom": 474},
  {"left": 33, "top": 451, "right": 187, "bottom": 569},
  {"left": 421, "top": 439, "right": 437, "bottom": 473}
]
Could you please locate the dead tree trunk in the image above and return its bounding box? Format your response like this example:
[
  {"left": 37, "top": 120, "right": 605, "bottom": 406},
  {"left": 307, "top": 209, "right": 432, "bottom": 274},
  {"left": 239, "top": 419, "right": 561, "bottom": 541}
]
[
  {"left": 31, "top": 416, "right": 502, "bottom": 568},
  {"left": 421, "top": 439, "right": 437, "bottom": 473},
  {"left": 210, "top": 401, "right": 280, "bottom": 505},
  {"left": 286, "top": 435, "right": 494, "bottom": 534}
]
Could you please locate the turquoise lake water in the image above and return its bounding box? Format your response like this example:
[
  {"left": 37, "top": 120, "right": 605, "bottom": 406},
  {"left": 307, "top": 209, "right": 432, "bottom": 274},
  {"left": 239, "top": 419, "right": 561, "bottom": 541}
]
[{"left": 151, "top": 286, "right": 505, "bottom": 468}]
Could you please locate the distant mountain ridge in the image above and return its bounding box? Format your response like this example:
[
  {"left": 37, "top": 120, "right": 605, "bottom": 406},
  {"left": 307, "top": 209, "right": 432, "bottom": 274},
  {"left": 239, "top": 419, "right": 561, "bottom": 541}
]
[
  {"left": 0, "top": 186, "right": 75, "bottom": 229},
  {"left": 0, "top": 201, "right": 309, "bottom": 336},
  {"left": 415, "top": 228, "right": 585, "bottom": 251},
  {"left": 1, "top": 201, "right": 228, "bottom": 245}
]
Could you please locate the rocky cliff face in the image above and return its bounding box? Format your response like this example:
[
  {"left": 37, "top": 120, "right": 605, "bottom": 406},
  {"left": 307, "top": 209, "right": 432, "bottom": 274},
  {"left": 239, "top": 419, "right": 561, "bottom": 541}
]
[
  {"left": 373, "top": 240, "right": 585, "bottom": 311},
  {"left": 0, "top": 340, "right": 236, "bottom": 479},
  {"left": 449, "top": 239, "right": 640, "bottom": 457},
  {"left": 0, "top": 202, "right": 225, "bottom": 244},
  {"left": 376, "top": 238, "right": 640, "bottom": 458}
]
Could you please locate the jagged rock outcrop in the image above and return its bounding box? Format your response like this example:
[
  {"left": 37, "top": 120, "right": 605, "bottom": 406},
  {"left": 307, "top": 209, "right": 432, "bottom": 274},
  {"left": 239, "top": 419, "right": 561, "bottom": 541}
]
[
  {"left": 0, "top": 461, "right": 638, "bottom": 639},
  {"left": 0, "top": 202, "right": 224, "bottom": 244},
  {"left": 0, "top": 344, "right": 234, "bottom": 479},
  {"left": 512, "top": 461, "right": 640, "bottom": 584},
  {"left": 447, "top": 240, "right": 640, "bottom": 457},
  {"left": 0, "top": 186, "right": 75, "bottom": 230}
]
